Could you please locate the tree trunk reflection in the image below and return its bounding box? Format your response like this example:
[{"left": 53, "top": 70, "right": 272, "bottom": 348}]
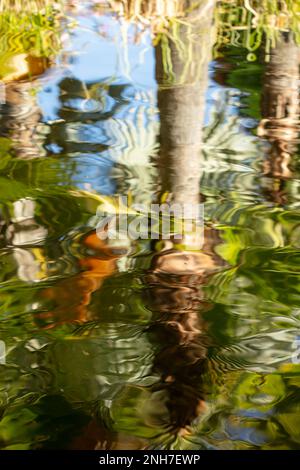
[
  {"left": 145, "top": 1, "right": 227, "bottom": 437},
  {"left": 258, "top": 33, "right": 300, "bottom": 204}
]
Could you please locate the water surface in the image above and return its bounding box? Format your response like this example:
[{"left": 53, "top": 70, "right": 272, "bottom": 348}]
[{"left": 0, "top": 1, "right": 300, "bottom": 450}]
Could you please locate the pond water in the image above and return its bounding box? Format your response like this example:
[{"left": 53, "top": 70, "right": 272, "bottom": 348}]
[{"left": 0, "top": 1, "right": 300, "bottom": 450}]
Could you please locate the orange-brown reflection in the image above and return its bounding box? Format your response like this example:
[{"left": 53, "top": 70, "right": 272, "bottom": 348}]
[
  {"left": 69, "top": 420, "right": 147, "bottom": 450},
  {"left": 35, "top": 232, "right": 125, "bottom": 328}
]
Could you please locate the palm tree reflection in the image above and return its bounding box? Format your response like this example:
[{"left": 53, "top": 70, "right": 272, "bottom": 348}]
[
  {"left": 144, "top": 0, "right": 227, "bottom": 438},
  {"left": 258, "top": 32, "right": 300, "bottom": 204}
]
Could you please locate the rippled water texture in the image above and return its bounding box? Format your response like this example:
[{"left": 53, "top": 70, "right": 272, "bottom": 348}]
[{"left": 0, "top": 0, "right": 300, "bottom": 450}]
